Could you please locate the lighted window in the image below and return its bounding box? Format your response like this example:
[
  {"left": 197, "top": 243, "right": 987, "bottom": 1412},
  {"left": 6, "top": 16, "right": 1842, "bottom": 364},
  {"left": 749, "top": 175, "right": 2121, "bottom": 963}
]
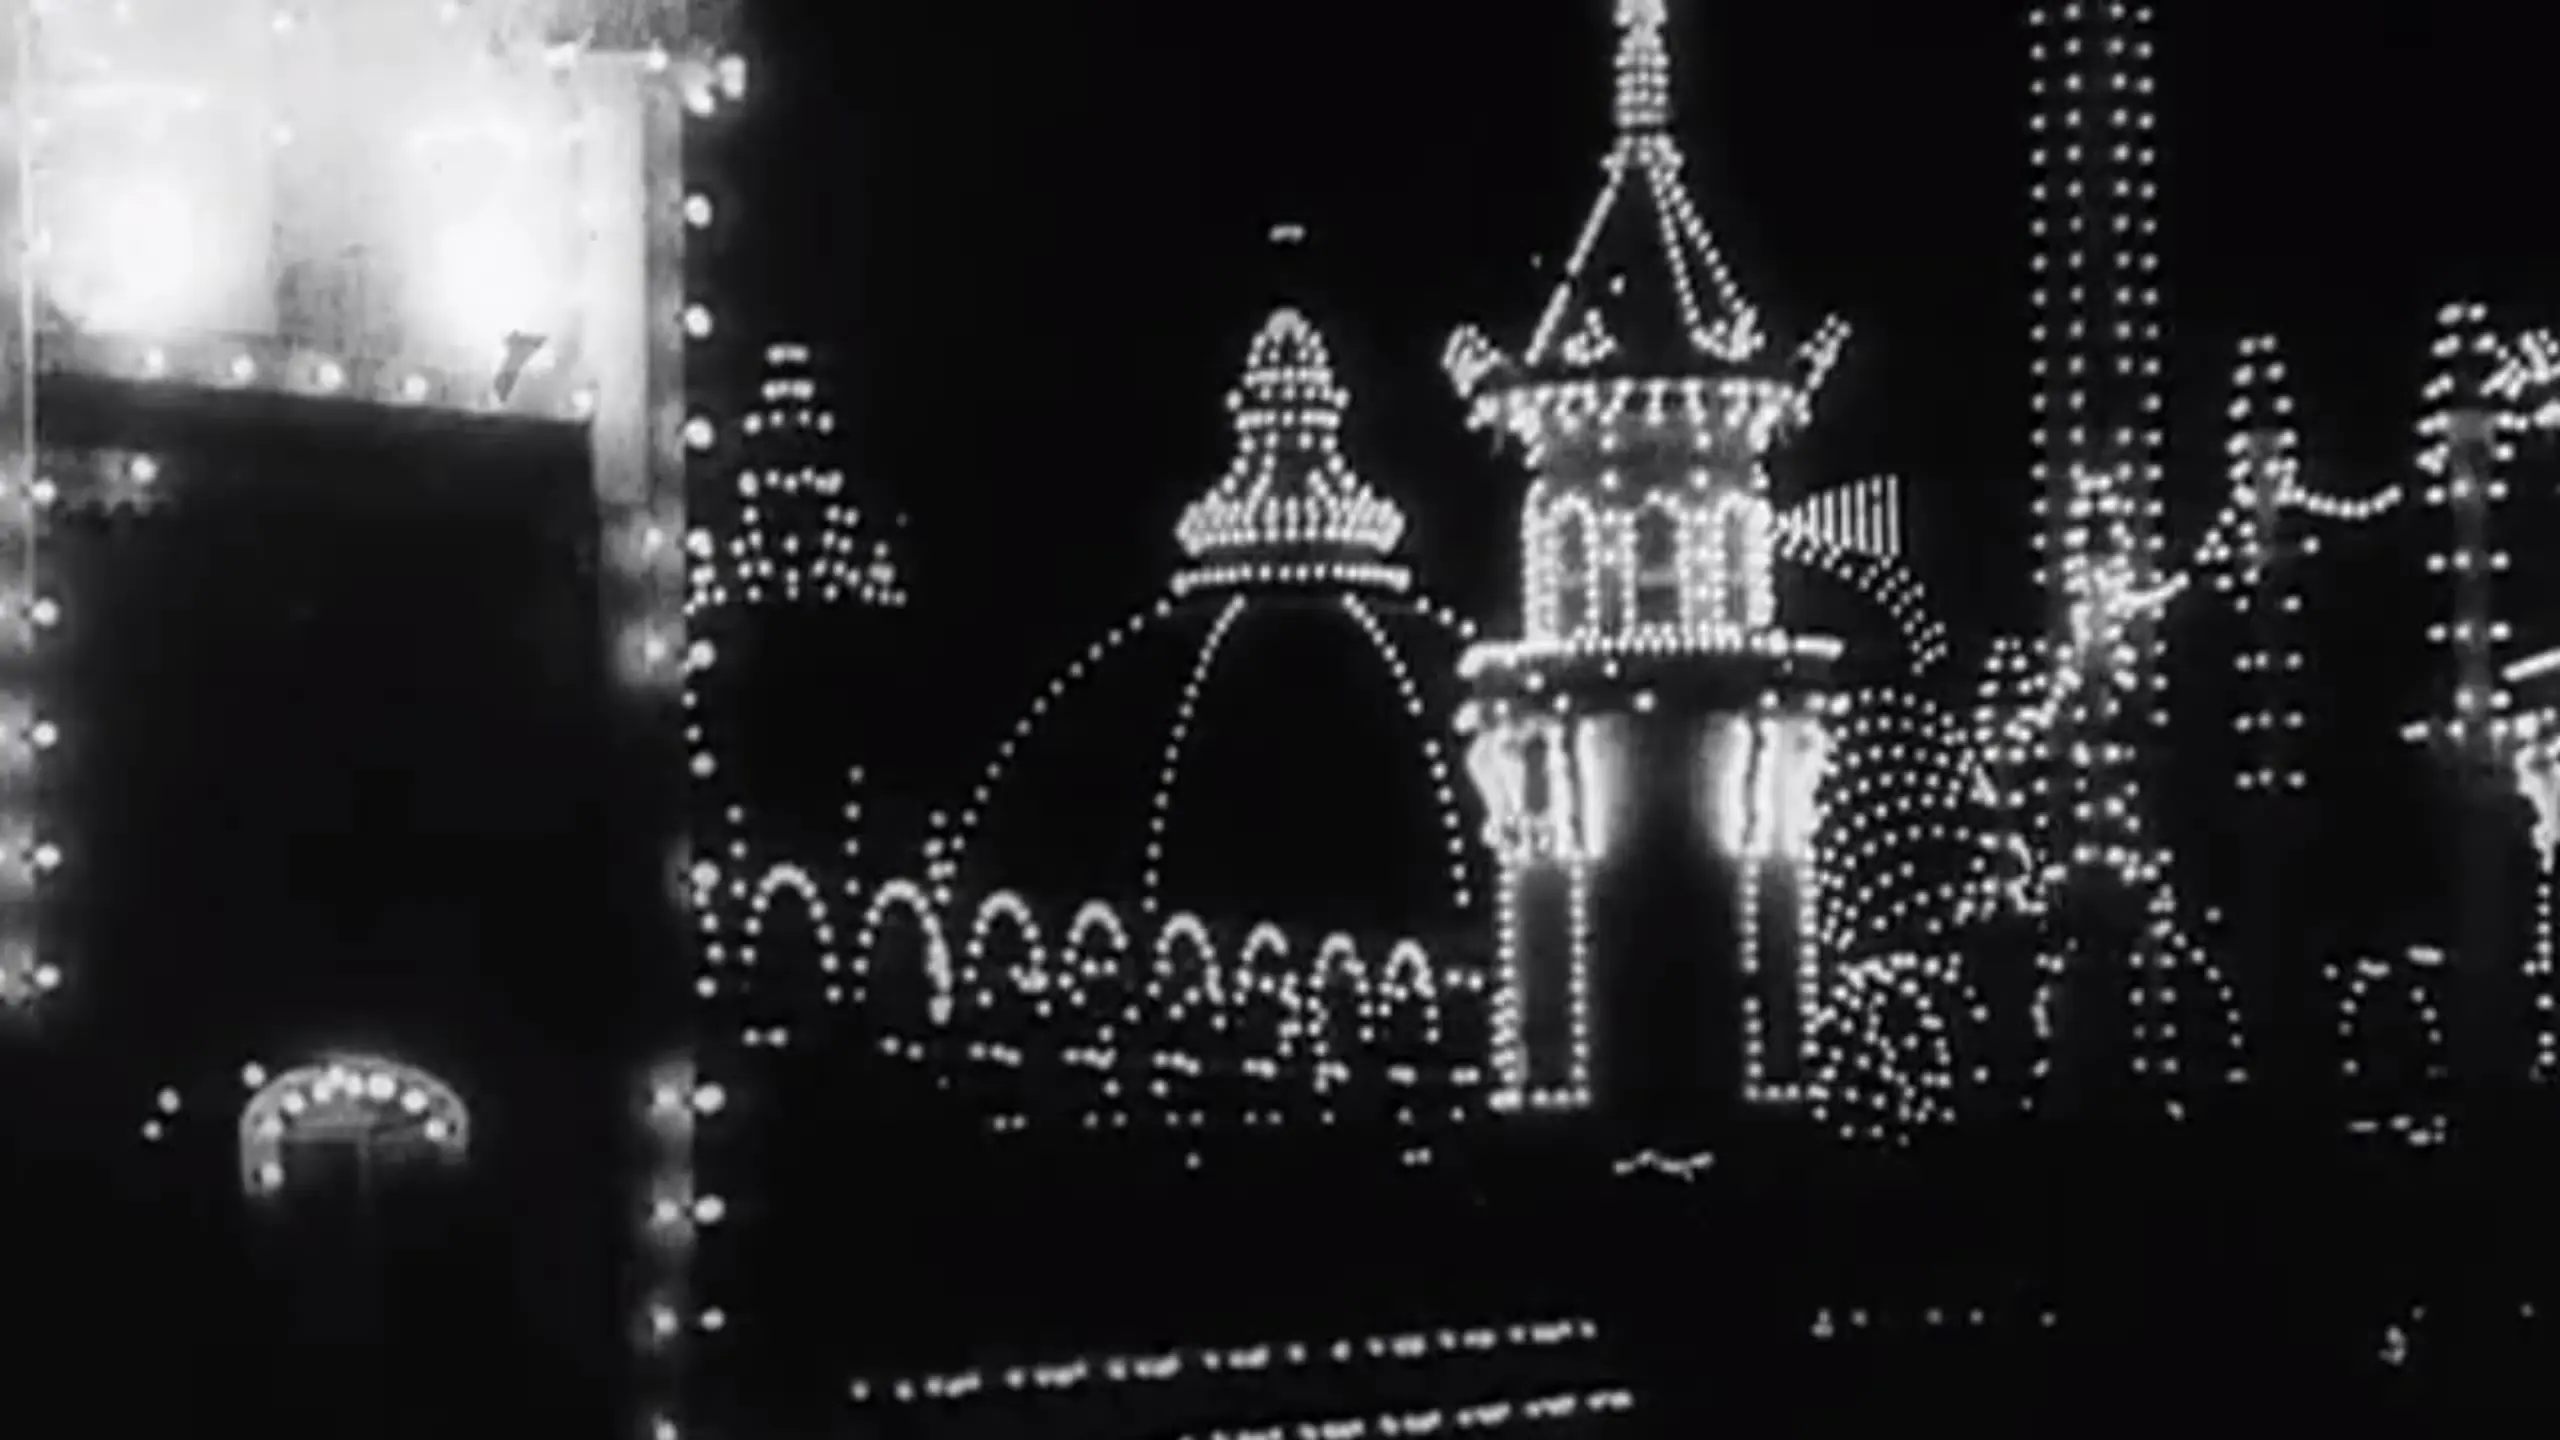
[{"left": 1632, "top": 504, "right": 1683, "bottom": 627}]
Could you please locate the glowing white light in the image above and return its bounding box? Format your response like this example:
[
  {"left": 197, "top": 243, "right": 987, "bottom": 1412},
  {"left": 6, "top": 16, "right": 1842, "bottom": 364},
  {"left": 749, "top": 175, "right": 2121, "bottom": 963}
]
[
  {"left": 424, "top": 211, "right": 558, "bottom": 355},
  {"left": 58, "top": 178, "right": 208, "bottom": 333}
]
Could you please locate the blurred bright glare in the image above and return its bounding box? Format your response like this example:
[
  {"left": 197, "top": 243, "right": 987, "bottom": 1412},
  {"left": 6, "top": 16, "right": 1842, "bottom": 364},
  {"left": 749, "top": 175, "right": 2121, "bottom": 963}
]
[
  {"left": 426, "top": 209, "right": 561, "bottom": 353},
  {"left": 53, "top": 177, "right": 212, "bottom": 334}
]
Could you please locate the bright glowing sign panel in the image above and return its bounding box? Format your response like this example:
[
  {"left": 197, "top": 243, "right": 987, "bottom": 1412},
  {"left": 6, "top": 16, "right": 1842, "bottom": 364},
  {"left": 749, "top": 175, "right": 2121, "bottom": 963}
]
[{"left": 9, "top": 0, "right": 698, "bottom": 417}]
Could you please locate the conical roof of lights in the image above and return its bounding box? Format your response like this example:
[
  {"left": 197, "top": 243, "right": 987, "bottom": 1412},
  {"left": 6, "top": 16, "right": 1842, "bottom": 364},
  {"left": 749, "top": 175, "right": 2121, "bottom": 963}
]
[
  {"left": 1445, "top": 0, "right": 1848, "bottom": 416},
  {"left": 1171, "top": 287, "right": 1412, "bottom": 594}
]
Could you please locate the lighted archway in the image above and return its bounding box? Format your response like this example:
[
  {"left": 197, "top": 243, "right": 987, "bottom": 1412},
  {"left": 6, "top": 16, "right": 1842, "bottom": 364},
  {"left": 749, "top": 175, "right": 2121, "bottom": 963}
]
[{"left": 238, "top": 1054, "right": 470, "bottom": 1198}]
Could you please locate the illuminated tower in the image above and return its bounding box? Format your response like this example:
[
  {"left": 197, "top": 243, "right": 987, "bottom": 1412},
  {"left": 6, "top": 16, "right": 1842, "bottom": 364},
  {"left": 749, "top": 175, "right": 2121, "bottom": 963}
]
[
  {"left": 688, "top": 340, "right": 908, "bottom": 916},
  {"left": 1447, "top": 0, "right": 1850, "bottom": 1143},
  {"left": 2024, "top": 0, "right": 2199, "bottom": 1108},
  {"left": 2407, "top": 301, "right": 2534, "bottom": 1091}
]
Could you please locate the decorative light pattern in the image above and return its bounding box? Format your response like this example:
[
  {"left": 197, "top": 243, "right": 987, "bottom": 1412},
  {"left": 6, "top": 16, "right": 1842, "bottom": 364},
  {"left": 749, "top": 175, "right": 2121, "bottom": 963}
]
[
  {"left": 695, "top": 878, "right": 1496, "bottom": 1129},
  {"left": 236, "top": 1053, "right": 470, "bottom": 1197},
  {"left": 1772, "top": 483, "right": 1949, "bottom": 673},
  {"left": 1784, "top": 472, "right": 1903, "bottom": 561},
  {"left": 1451, "top": 0, "right": 1857, "bottom": 1130},
  {"left": 1811, "top": 951, "right": 1969, "bottom": 1145},
  {"left": 687, "top": 341, "right": 905, "bottom": 611},
  {"left": 1342, "top": 593, "right": 1482, "bottom": 916},
  {"left": 2510, "top": 735, "right": 2560, "bottom": 1079},
  {"left": 1467, "top": 715, "right": 1603, "bottom": 1110},
  {"left": 1448, "top": 0, "right": 1847, "bottom": 397},
  {"left": 1139, "top": 595, "right": 1249, "bottom": 916},
  {"left": 1966, "top": 617, "right": 2251, "bottom": 1105},
  {"left": 1795, "top": 682, "right": 2043, "bottom": 1138},
  {"left": 934, "top": 305, "right": 1481, "bottom": 961},
  {"left": 2021, "top": 2, "right": 2261, "bottom": 1114},
  {"left": 935, "top": 602, "right": 1174, "bottom": 906},
  {"left": 2407, "top": 301, "right": 2516, "bottom": 755},
  {"left": 1818, "top": 688, "right": 2027, "bottom": 958},
  {"left": 2328, "top": 948, "right": 2449, "bottom": 1116},
  {"left": 2207, "top": 335, "right": 2312, "bottom": 794},
  {"left": 1172, "top": 308, "right": 1407, "bottom": 580},
  {"left": 2027, "top": 0, "right": 2168, "bottom": 880}
]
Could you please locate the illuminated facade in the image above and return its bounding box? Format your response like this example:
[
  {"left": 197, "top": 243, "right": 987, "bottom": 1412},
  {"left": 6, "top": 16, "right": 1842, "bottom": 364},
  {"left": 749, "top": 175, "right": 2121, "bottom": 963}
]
[
  {"left": 1, "top": 1, "right": 733, "bottom": 1433},
  {"left": 1447, "top": 0, "right": 1850, "bottom": 1137}
]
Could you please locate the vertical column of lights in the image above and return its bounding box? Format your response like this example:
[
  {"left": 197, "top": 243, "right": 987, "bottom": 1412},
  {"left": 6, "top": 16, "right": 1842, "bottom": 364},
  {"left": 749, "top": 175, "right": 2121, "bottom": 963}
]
[
  {"left": 2216, "top": 336, "right": 2308, "bottom": 797},
  {"left": 2409, "top": 303, "right": 2518, "bottom": 1098},
  {"left": 2028, "top": 0, "right": 2200, "bottom": 1106},
  {"left": 1467, "top": 718, "right": 1597, "bottom": 1112},
  {"left": 2515, "top": 744, "right": 2560, "bottom": 1081},
  {"left": 649, "top": 10, "right": 746, "bottom": 1440},
  {"left": 1710, "top": 704, "right": 1828, "bottom": 1104},
  {"left": 0, "top": 0, "right": 61, "bottom": 1010},
  {"left": 2026, "top": 0, "right": 2168, "bottom": 888},
  {"left": 2410, "top": 302, "right": 2516, "bottom": 759},
  {"left": 2482, "top": 332, "right": 2560, "bottom": 1083}
]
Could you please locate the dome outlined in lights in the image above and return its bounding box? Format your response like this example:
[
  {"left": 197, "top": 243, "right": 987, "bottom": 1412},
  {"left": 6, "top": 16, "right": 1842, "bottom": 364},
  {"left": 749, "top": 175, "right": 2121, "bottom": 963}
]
[{"left": 939, "top": 304, "right": 1482, "bottom": 950}]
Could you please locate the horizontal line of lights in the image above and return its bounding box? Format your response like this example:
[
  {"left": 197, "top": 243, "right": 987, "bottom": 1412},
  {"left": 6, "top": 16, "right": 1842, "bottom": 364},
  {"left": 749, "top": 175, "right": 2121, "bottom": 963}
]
[
  {"left": 37, "top": 329, "right": 597, "bottom": 420},
  {"left": 1171, "top": 560, "right": 1412, "bottom": 597},
  {"left": 847, "top": 1316, "right": 1602, "bottom": 1405},
  {"left": 1172, "top": 1388, "right": 1635, "bottom": 1440},
  {"left": 1461, "top": 628, "right": 1840, "bottom": 678}
]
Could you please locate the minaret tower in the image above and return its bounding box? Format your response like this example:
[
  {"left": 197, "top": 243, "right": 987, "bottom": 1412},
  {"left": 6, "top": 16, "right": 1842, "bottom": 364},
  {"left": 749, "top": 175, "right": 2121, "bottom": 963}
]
[{"left": 1448, "top": 0, "right": 1850, "bottom": 1145}]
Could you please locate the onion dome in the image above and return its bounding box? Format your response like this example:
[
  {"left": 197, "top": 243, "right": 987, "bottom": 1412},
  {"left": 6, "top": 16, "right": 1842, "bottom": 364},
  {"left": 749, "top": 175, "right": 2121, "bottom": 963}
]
[
  {"left": 1171, "top": 308, "right": 1411, "bottom": 597},
  {"left": 1443, "top": 0, "right": 1848, "bottom": 434},
  {"left": 938, "top": 305, "right": 1483, "bottom": 948}
]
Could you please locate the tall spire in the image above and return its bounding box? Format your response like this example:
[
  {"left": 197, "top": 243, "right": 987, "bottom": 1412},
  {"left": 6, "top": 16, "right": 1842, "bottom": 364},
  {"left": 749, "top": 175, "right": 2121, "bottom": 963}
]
[
  {"left": 1443, "top": 0, "right": 1848, "bottom": 415},
  {"left": 1612, "top": 0, "right": 1674, "bottom": 134}
]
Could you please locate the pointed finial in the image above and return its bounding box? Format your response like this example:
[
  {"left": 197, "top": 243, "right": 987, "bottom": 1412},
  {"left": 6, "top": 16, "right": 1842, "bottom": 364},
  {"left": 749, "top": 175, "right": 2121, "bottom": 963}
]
[{"left": 1613, "top": 0, "right": 1673, "bottom": 134}]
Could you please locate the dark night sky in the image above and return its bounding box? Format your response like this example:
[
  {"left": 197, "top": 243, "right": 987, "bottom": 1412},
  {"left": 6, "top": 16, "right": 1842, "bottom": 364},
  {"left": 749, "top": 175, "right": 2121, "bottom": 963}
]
[{"left": 728, "top": 0, "right": 2560, "bottom": 733}]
